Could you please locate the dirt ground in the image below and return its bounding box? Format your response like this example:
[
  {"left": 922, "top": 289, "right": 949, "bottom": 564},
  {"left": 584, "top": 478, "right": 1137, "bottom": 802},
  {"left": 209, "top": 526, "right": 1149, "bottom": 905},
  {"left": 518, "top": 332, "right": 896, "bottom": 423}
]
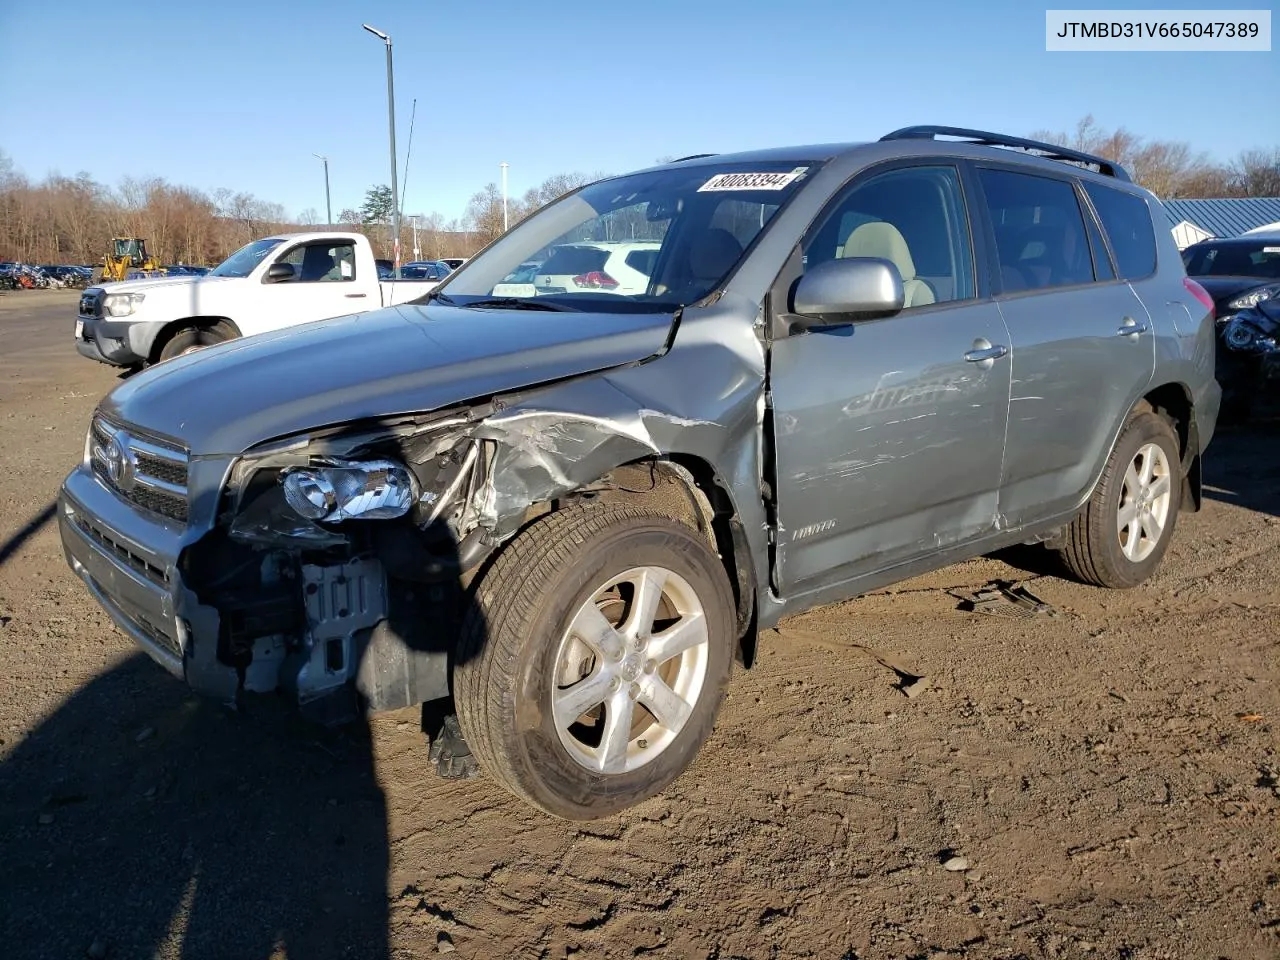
[{"left": 1, "top": 289, "right": 1278, "bottom": 960}]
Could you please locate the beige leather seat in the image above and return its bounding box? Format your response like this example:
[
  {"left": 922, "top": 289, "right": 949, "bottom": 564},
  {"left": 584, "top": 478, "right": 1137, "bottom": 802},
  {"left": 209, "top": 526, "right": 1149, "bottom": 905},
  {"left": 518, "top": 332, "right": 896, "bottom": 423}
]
[{"left": 839, "top": 221, "right": 936, "bottom": 307}]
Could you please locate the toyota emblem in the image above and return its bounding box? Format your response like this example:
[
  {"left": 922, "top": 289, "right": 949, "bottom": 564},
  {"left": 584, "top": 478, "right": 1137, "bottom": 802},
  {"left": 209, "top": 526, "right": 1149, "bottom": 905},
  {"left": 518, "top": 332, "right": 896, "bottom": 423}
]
[{"left": 105, "top": 434, "right": 135, "bottom": 490}]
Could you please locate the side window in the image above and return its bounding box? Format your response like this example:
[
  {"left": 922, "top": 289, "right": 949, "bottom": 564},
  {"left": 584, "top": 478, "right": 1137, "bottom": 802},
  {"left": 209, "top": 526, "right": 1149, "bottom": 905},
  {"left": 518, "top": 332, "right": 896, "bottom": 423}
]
[
  {"left": 280, "top": 242, "right": 357, "bottom": 282},
  {"left": 1084, "top": 183, "right": 1157, "bottom": 279},
  {"left": 978, "top": 168, "right": 1096, "bottom": 293},
  {"left": 803, "top": 165, "right": 974, "bottom": 308}
]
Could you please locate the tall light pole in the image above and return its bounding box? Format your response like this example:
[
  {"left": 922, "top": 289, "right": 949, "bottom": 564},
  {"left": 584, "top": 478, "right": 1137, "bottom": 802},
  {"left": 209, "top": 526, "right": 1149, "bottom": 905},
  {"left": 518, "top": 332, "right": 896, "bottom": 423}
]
[
  {"left": 312, "top": 153, "right": 331, "bottom": 227},
  {"left": 363, "top": 23, "right": 400, "bottom": 279},
  {"left": 500, "top": 161, "right": 509, "bottom": 232}
]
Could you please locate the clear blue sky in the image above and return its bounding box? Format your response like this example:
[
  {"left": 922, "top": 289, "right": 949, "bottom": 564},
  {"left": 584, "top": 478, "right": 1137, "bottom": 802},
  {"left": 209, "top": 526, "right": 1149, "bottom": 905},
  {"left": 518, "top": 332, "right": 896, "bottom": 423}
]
[{"left": 1, "top": 0, "right": 1276, "bottom": 222}]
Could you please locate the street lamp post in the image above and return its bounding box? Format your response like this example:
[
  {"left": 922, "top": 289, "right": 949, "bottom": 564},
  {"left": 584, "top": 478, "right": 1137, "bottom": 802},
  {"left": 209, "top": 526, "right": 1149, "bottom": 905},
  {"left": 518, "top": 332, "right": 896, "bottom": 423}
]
[
  {"left": 312, "top": 153, "right": 331, "bottom": 227},
  {"left": 500, "top": 161, "right": 509, "bottom": 232},
  {"left": 363, "top": 23, "right": 401, "bottom": 279}
]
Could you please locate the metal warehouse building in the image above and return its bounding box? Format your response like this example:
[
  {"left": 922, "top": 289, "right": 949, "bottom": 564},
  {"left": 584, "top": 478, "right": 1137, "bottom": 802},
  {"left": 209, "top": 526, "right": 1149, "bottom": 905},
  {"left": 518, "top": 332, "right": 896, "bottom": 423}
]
[{"left": 1162, "top": 197, "right": 1280, "bottom": 249}]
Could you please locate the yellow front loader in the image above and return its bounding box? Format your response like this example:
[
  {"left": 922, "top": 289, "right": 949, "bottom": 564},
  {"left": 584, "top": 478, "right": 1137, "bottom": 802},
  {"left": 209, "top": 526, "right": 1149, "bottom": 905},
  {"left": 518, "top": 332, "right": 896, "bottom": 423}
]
[{"left": 95, "top": 238, "right": 164, "bottom": 283}]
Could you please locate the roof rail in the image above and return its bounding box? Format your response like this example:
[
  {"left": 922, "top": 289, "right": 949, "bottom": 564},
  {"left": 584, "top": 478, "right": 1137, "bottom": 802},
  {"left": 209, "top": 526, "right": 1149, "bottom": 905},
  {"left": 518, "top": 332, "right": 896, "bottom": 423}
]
[
  {"left": 670, "top": 153, "right": 718, "bottom": 162},
  {"left": 879, "top": 125, "right": 1130, "bottom": 182}
]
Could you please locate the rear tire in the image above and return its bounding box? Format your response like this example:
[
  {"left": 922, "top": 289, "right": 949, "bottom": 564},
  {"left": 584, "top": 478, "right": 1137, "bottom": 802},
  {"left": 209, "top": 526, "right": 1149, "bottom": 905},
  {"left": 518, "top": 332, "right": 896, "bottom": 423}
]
[
  {"left": 453, "top": 503, "right": 736, "bottom": 820},
  {"left": 1060, "top": 408, "right": 1182, "bottom": 588},
  {"left": 155, "top": 321, "right": 237, "bottom": 363}
]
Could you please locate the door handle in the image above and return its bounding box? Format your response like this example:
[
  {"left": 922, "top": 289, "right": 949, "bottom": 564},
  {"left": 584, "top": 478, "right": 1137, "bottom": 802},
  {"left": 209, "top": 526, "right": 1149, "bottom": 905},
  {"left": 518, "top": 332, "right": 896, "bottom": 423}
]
[
  {"left": 344, "top": 293, "right": 368, "bottom": 299},
  {"left": 963, "top": 340, "right": 1009, "bottom": 366},
  {"left": 1116, "top": 316, "right": 1149, "bottom": 337}
]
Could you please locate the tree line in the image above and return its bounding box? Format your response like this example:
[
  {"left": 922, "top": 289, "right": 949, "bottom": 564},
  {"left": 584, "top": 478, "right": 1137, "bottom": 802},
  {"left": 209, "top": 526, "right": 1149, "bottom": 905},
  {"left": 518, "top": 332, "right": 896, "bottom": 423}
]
[{"left": 2, "top": 116, "right": 1276, "bottom": 267}]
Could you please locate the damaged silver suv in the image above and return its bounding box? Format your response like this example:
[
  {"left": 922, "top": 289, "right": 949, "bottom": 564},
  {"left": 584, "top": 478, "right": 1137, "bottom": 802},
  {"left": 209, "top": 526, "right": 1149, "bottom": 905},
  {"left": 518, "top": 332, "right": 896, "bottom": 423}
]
[{"left": 60, "top": 126, "right": 1221, "bottom": 819}]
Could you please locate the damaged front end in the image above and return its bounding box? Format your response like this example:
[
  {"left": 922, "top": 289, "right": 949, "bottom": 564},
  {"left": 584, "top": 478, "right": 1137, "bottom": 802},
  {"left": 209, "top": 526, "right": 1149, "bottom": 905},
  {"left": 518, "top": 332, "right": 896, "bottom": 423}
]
[
  {"left": 176, "top": 408, "right": 497, "bottom": 723},
  {"left": 173, "top": 385, "right": 699, "bottom": 723},
  {"left": 1217, "top": 296, "right": 1280, "bottom": 420}
]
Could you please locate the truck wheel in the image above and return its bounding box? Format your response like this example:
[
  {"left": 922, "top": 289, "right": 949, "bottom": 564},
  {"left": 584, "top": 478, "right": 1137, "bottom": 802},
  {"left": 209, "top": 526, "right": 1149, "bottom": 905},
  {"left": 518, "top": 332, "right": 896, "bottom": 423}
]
[
  {"left": 1060, "top": 407, "right": 1182, "bottom": 589},
  {"left": 156, "top": 321, "right": 236, "bottom": 363},
  {"left": 454, "top": 503, "right": 736, "bottom": 820}
]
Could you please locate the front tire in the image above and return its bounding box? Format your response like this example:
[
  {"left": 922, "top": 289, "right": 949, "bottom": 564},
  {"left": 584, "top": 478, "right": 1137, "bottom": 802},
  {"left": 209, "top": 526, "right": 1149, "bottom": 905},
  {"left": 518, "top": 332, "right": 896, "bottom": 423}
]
[
  {"left": 155, "top": 321, "right": 236, "bottom": 363},
  {"left": 454, "top": 504, "right": 736, "bottom": 820},
  {"left": 1060, "top": 407, "right": 1182, "bottom": 588}
]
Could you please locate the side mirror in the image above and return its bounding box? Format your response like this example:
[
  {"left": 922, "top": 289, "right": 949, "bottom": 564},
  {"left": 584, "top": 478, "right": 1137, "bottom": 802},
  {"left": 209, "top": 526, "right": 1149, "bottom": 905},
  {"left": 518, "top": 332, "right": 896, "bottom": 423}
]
[
  {"left": 265, "top": 262, "right": 296, "bottom": 283},
  {"left": 790, "top": 257, "right": 905, "bottom": 330}
]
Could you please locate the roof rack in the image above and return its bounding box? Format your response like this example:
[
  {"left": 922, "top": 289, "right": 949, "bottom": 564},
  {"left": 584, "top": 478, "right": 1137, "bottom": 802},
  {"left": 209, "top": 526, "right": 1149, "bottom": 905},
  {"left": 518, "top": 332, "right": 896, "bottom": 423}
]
[{"left": 879, "top": 125, "right": 1130, "bottom": 182}]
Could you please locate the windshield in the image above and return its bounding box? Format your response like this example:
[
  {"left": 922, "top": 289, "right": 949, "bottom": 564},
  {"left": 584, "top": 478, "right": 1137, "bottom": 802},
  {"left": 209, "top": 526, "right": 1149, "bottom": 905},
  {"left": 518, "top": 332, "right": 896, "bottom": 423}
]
[
  {"left": 1184, "top": 240, "right": 1280, "bottom": 280},
  {"left": 440, "top": 160, "right": 821, "bottom": 312},
  {"left": 209, "top": 238, "right": 285, "bottom": 278}
]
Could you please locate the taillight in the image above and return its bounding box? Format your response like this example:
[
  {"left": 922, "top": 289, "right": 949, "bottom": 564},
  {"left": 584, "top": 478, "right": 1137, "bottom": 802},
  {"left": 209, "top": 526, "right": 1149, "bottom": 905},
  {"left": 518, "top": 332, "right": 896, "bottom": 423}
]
[
  {"left": 1183, "top": 277, "right": 1215, "bottom": 318},
  {"left": 571, "top": 271, "right": 618, "bottom": 289}
]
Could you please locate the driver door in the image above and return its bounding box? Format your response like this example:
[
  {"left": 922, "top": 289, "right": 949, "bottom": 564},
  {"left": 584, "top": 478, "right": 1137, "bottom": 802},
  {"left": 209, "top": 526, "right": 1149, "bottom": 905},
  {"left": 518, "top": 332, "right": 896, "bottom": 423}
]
[
  {"left": 768, "top": 162, "right": 1012, "bottom": 595},
  {"left": 252, "top": 240, "right": 365, "bottom": 336}
]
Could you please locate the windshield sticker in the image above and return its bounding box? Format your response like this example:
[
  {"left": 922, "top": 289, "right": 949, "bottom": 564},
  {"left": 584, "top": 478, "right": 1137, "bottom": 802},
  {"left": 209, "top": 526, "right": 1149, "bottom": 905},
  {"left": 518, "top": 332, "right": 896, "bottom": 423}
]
[
  {"left": 1264, "top": 246, "right": 1280, "bottom": 254},
  {"left": 698, "top": 167, "right": 809, "bottom": 192}
]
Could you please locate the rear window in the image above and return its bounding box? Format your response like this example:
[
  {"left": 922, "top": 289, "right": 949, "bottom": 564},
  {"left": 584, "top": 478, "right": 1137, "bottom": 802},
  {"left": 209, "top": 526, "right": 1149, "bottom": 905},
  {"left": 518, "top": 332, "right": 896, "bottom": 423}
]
[
  {"left": 1085, "top": 183, "right": 1157, "bottom": 279},
  {"left": 978, "top": 168, "right": 1095, "bottom": 291},
  {"left": 539, "top": 246, "right": 609, "bottom": 275}
]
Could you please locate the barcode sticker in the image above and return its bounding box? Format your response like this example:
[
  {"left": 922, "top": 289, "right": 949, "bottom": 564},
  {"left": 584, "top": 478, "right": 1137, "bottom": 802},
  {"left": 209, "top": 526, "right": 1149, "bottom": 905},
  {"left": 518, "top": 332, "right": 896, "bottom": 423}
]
[{"left": 698, "top": 167, "right": 808, "bottom": 192}]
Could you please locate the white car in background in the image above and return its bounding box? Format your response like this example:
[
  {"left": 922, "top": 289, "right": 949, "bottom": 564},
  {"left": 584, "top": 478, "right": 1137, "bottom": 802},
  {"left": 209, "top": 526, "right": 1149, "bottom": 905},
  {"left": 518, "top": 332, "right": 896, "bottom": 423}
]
[{"left": 531, "top": 241, "right": 661, "bottom": 297}]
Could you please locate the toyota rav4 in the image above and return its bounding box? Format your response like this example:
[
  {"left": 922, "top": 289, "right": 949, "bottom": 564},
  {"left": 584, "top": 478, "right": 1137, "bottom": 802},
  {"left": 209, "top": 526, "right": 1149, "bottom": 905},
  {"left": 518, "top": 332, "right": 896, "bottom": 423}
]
[{"left": 59, "top": 126, "right": 1221, "bottom": 820}]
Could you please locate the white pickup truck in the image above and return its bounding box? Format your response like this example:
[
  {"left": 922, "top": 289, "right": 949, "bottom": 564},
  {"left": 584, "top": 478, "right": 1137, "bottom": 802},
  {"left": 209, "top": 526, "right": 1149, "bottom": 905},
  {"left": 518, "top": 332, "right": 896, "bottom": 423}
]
[{"left": 74, "top": 231, "right": 440, "bottom": 368}]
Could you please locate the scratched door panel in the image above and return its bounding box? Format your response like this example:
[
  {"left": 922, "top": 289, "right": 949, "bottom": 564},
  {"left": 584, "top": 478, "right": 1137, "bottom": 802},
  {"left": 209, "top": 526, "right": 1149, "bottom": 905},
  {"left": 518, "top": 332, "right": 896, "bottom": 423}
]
[{"left": 769, "top": 299, "right": 1011, "bottom": 594}]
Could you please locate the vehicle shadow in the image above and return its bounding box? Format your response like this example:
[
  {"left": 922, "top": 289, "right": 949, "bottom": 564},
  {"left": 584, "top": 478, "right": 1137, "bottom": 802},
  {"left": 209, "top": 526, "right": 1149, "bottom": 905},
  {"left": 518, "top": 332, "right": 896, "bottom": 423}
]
[
  {"left": 1, "top": 521, "right": 484, "bottom": 958},
  {"left": 986, "top": 420, "right": 1280, "bottom": 579},
  {"left": 0, "top": 655, "right": 391, "bottom": 959},
  {"left": 0, "top": 501, "right": 56, "bottom": 566},
  {"left": 1199, "top": 419, "right": 1280, "bottom": 519}
]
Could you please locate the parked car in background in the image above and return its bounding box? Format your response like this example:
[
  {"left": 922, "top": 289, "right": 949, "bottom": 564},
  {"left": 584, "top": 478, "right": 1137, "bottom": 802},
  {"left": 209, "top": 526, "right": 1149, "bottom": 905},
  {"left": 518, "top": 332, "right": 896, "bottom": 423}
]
[
  {"left": 530, "top": 240, "right": 661, "bottom": 296},
  {"left": 1182, "top": 234, "right": 1280, "bottom": 315},
  {"left": 74, "top": 231, "right": 442, "bottom": 368},
  {"left": 402, "top": 261, "right": 453, "bottom": 281},
  {"left": 59, "top": 125, "right": 1219, "bottom": 820},
  {"left": 1183, "top": 234, "right": 1280, "bottom": 420}
]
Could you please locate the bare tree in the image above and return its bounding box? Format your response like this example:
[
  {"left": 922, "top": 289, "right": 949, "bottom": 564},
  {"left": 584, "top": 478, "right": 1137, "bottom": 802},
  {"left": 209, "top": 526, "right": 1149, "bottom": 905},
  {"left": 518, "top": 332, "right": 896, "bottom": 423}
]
[
  {"left": 1029, "top": 114, "right": 1231, "bottom": 198},
  {"left": 1229, "top": 148, "right": 1280, "bottom": 198}
]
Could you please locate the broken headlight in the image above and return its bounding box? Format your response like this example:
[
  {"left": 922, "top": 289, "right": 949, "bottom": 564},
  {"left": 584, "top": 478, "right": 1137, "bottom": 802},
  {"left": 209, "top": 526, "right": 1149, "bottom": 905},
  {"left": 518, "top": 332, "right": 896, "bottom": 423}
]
[
  {"left": 280, "top": 459, "right": 418, "bottom": 522},
  {"left": 1222, "top": 317, "right": 1279, "bottom": 354},
  {"left": 1228, "top": 284, "right": 1280, "bottom": 311}
]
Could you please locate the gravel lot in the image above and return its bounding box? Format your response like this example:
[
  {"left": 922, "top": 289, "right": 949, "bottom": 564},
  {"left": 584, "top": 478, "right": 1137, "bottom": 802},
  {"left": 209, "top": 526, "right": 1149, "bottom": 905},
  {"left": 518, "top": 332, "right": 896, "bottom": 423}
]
[{"left": 1, "top": 289, "right": 1278, "bottom": 960}]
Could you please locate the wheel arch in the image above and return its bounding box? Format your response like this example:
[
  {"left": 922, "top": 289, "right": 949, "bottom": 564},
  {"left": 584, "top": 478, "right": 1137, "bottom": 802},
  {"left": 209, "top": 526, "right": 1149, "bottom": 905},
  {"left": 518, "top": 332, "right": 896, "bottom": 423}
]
[
  {"left": 492, "top": 453, "right": 759, "bottom": 668},
  {"left": 147, "top": 316, "right": 242, "bottom": 364},
  {"left": 1140, "top": 380, "right": 1201, "bottom": 513}
]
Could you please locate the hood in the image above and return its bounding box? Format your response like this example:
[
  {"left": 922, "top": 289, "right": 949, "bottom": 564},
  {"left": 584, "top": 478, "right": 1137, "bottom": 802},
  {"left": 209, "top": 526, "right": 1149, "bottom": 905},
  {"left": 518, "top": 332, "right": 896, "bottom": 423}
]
[
  {"left": 93, "top": 275, "right": 235, "bottom": 296},
  {"left": 1192, "top": 275, "right": 1278, "bottom": 308},
  {"left": 101, "top": 302, "right": 676, "bottom": 454}
]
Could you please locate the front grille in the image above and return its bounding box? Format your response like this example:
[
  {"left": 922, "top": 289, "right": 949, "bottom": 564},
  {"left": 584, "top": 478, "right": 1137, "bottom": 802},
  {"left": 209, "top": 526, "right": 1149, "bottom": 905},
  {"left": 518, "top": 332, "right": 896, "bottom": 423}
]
[
  {"left": 89, "top": 415, "right": 191, "bottom": 524},
  {"left": 134, "top": 451, "right": 188, "bottom": 487},
  {"left": 79, "top": 291, "right": 103, "bottom": 318},
  {"left": 75, "top": 515, "right": 169, "bottom": 586}
]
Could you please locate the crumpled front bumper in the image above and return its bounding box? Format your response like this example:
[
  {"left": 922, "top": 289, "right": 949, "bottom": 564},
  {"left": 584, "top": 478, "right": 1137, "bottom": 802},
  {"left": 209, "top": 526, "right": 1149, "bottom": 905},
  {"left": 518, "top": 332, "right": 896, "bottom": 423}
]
[{"left": 58, "top": 464, "right": 238, "bottom": 701}]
